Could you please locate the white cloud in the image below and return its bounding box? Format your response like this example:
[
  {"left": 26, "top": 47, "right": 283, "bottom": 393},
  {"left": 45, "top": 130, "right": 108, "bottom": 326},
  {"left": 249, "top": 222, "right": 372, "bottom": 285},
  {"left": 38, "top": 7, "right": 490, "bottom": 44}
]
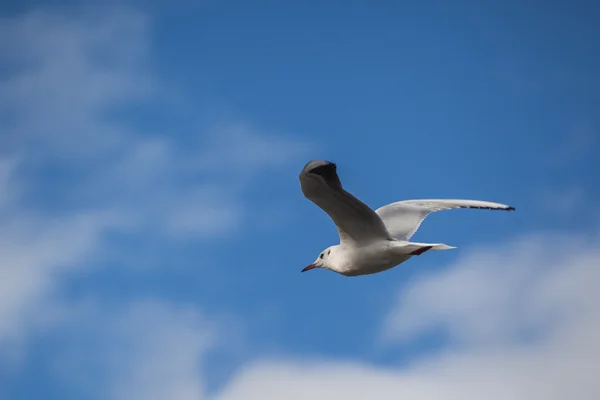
[
  {"left": 0, "top": 5, "right": 307, "bottom": 370},
  {"left": 214, "top": 230, "right": 600, "bottom": 400},
  {"left": 0, "top": 155, "right": 126, "bottom": 346},
  {"left": 0, "top": 209, "right": 124, "bottom": 362},
  {"left": 0, "top": 9, "right": 151, "bottom": 158},
  {"left": 162, "top": 186, "right": 242, "bottom": 237},
  {"left": 196, "top": 123, "right": 311, "bottom": 175},
  {"left": 50, "top": 299, "right": 214, "bottom": 400},
  {"left": 0, "top": 7, "right": 309, "bottom": 239},
  {"left": 0, "top": 9, "right": 151, "bottom": 355},
  {"left": 0, "top": 157, "right": 19, "bottom": 211},
  {"left": 3, "top": 9, "right": 596, "bottom": 399},
  {"left": 106, "top": 301, "right": 213, "bottom": 400},
  {"left": 382, "top": 232, "right": 600, "bottom": 347}
]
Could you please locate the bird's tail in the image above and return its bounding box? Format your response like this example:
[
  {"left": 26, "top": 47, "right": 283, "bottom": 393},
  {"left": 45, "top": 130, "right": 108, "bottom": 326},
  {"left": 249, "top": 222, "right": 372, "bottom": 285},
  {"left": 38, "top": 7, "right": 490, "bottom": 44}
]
[{"left": 402, "top": 241, "right": 456, "bottom": 256}]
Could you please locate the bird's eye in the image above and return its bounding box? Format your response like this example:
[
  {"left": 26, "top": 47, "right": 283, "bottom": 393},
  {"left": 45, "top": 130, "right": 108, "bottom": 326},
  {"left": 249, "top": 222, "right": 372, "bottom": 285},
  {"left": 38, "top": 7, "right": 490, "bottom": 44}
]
[{"left": 319, "top": 253, "right": 324, "bottom": 259}]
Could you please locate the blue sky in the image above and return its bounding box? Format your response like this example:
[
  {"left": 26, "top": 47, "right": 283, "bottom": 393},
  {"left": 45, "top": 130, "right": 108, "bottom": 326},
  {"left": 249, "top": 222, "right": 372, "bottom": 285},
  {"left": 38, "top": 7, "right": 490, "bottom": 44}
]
[{"left": 1, "top": 2, "right": 599, "bottom": 399}]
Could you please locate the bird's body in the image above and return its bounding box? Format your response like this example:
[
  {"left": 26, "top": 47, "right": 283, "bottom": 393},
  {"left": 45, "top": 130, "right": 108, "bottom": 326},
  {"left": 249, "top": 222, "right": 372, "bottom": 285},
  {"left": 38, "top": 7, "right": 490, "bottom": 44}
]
[
  {"left": 307, "top": 240, "right": 453, "bottom": 276},
  {"left": 299, "top": 160, "right": 514, "bottom": 277},
  {"left": 321, "top": 241, "right": 411, "bottom": 276}
]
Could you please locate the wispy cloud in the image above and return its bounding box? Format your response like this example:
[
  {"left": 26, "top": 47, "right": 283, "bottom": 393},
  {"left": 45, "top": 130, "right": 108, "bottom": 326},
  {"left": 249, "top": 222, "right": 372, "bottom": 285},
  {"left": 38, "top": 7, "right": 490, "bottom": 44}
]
[
  {"left": 0, "top": 157, "right": 19, "bottom": 211},
  {"left": 50, "top": 299, "right": 215, "bottom": 400},
  {"left": 0, "top": 7, "right": 308, "bottom": 232},
  {"left": 382, "top": 232, "right": 599, "bottom": 347},
  {"left": 0, "top": 155, "right": 125, "bottom": 354},
  {"left": 213, "top": 229, "right": 600, "bottom": 399},
  {"left": 0, "top": 204, "right": 123, "bottom": 350},
  {"left": 0, "top": 9, "right": 152, "bottom": 157},
  {"left": 106, "top": 301, "right": 212, "bottom": 400},
  {"left": 0, "top": 5, "right": 308, "bottom": 374},
  {"left": 3, "top": 5, "right": 597, "bottom": 400},
  {"left": 49, "top": 230, "right": 591, "bottom": 400}
]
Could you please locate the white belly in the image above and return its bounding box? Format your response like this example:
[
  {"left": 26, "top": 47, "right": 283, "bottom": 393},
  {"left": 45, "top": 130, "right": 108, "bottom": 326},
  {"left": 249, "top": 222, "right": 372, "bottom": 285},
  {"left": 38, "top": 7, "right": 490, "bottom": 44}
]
[{"left": 341, "top": 242, "right": 412, "bottom": 277}]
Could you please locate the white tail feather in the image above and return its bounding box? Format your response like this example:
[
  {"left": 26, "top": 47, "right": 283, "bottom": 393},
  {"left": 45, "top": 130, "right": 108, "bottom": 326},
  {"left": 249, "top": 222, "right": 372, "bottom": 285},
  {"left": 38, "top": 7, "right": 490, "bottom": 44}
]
[{"left": 400, "top": 241, "right": 456, "bottom": 255}]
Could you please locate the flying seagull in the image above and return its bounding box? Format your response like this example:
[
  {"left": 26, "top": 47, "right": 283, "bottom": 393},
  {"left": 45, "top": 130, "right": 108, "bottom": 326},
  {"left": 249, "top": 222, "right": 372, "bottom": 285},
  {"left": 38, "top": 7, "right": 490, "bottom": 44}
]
[{"left": 299, "top": 160, "right": 515, "bottom": 276}]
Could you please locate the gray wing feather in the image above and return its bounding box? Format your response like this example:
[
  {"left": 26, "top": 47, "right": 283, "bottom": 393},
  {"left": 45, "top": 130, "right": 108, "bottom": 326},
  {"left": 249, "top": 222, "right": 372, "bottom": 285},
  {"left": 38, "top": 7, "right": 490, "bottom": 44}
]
[
  {"left": 299, "top": 160, "right": 392, "bottom": 245},
  {"left": 376, "top": 199, "right": 515, "bottom": 241}
]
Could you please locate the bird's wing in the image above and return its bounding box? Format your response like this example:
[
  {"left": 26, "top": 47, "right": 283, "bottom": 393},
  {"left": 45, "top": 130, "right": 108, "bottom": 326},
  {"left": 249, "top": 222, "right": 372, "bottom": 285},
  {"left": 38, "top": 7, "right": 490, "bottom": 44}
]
[
  {"left": 299, "top": 160, "right": 392, "bottom": 246},
  {"left": 375, "top": 199, "right": 515, "bottom": 241}
]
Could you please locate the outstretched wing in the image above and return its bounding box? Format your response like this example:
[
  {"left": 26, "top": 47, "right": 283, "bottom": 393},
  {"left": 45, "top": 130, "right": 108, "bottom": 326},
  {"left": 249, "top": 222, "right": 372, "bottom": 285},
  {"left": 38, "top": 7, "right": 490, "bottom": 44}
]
[
  {"left": 375, "top": 199, "right": 515, "bottom": 241},
  {"left": 299, "top": 160, "right": 392, "bottom": 245}
]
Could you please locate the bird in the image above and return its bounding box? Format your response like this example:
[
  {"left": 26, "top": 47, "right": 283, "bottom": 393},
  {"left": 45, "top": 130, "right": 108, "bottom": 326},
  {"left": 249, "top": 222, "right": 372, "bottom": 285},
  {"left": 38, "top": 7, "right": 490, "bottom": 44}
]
[{"left": 299, "top": 160, "right": 515, "bottom": 277}]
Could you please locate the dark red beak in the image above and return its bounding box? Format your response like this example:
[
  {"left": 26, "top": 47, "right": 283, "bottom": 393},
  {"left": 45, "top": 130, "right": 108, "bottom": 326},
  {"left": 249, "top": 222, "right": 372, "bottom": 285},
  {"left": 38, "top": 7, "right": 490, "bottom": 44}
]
[{"left": 301, "top": 263, "right": 316, "bottom": 273}]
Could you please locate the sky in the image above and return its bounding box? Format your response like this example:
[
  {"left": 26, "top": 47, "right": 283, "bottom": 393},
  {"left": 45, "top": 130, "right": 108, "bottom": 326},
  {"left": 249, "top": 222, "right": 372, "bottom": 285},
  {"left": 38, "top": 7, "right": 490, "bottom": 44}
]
[{"left": 0, "top": 1, "right": 599, "bottom": 399}]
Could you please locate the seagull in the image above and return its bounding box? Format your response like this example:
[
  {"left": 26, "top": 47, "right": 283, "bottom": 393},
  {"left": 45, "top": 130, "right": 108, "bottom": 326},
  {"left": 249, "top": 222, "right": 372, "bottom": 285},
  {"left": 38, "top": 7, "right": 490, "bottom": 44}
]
[{"left": 299, "top": 160, "right": 515, "bottom": 276}]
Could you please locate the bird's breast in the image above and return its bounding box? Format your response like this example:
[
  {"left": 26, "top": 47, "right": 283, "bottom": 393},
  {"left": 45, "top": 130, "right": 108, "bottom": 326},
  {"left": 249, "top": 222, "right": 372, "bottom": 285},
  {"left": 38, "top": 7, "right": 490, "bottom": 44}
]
[{"left": 341, "top": 242, "right": 410, "bottom": 276}]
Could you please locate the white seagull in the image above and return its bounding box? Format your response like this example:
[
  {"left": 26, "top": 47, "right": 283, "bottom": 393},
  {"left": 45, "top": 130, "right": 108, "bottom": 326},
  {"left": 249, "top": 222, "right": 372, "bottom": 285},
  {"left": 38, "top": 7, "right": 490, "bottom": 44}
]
[{"left": 299, "top": 160, "right": 515, "bottom": 276}]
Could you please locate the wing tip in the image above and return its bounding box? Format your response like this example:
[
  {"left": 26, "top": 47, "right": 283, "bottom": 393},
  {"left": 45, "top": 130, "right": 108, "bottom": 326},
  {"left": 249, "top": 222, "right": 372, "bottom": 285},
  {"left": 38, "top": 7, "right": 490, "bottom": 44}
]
[
  {"left": 302, "top": 160, "right": 336, "bottom": 172},
  {"left": 462, "top": 203, "right": 515, "bottom": 211}
]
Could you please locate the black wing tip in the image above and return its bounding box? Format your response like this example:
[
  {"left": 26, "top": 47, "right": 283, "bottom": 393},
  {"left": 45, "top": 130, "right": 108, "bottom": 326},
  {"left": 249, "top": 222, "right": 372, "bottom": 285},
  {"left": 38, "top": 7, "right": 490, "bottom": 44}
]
[
  {"left": 301, "top": 160, "right": 342, "bottom": 189},
  {"left": 303, "top": 160, "right": 336, "bottom": 172},
  {"left": 457, "top": 205, "right": 516, "bottom": 211}
]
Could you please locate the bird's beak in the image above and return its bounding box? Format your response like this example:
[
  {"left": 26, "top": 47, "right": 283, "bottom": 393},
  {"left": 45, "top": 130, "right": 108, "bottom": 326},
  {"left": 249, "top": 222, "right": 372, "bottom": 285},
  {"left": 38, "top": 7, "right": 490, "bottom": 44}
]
[{"left": 301, "top": 263, "right": 317, "bottom": 273}]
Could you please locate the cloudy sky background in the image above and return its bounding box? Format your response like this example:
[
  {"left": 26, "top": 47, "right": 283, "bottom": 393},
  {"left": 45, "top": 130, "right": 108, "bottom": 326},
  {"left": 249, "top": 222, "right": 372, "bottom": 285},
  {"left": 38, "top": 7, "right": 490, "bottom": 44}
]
[{"left": 1, "top": 2, "right": 599, "bottom": 399}]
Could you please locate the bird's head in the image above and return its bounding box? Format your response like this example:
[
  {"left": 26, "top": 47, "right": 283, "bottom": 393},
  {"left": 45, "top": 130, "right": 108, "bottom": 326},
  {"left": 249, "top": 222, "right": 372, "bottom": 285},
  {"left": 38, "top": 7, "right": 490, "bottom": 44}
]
[{"left": 301, "top": 245, "right": 339, "bottom": 273}]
